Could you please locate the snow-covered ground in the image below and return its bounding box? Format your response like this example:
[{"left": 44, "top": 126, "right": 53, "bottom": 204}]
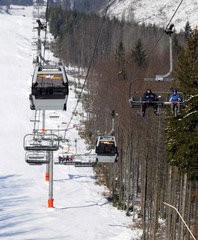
[
  {"left": 108, "top": 0, "right": 198, "bottom": 31},
  {"left": 0, "top": 6, "right": 142, "bottom": 240}
]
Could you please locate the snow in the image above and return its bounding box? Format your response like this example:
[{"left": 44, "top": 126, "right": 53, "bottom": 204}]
[
  {"left": 0, "top": 6, "right": 142, "bottom": 240},
  {"left": 107, "top": 0, "right": 198, "bottom": 31}
]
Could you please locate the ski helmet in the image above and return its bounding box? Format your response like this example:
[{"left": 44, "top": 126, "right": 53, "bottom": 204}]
[{"left": 172, "top": 88, "right": 177, "bottom": 92}]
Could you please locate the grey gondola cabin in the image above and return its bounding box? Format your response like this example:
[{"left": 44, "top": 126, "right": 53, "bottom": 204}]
[
  {"left": 30, "top": 64, "right": 69, "bottom": 110},
  {"left": 95, "top": 136, "right": 118, "bottom": 163}
]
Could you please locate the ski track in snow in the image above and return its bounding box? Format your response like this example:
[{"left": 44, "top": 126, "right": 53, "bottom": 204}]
[{"left": 0, "top": 6, "right": 142, "bottom": 240}]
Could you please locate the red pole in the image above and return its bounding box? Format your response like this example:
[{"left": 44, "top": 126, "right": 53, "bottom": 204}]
[
  {"left": 45, "top": 172, "right": 49, "bottom": 181},
  {"left": 48, "top": 199, "right": 54, "bottom": 208}
]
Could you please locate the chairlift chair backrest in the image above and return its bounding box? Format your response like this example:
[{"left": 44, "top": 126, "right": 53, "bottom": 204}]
[{"left": 24, "top": 133, "right": 60, "bottom": 151}]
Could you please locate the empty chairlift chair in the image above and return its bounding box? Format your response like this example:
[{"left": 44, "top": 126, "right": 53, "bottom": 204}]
[
  {"left": 29, "top": 64, "right": 69, "bottom": 111},
  {"left": 23, "top": 133, "right": 60, "bottom": 152},
  {"left": 95, "top": 136, "right": 118, "bottom": 163}
]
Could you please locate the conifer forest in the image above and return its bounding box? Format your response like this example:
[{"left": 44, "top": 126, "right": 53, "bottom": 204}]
[{"left": 47, "top": 5, "right": 198, "bottom": 240}]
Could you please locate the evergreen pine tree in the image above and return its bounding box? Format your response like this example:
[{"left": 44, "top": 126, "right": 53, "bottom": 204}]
[
  {"left": 115, "top": 41, "right": 126, "bottom": 80},
  {"left": 35, "top": 0, "right": 44, "bottom": 5},
  {"left": 6, "top": 4, "right": 10, "bottom": 13},
  {"left": 174, "top": 28, "right": 198, "bottom": 94},
  {"left": 131, "top": 38, "right": 147, "bottom": 67},
  {"left": 173, "top": 34, "right": 182, "bottom": 57},
  {"left": 184, "top": 21, "right": 192, "bottom": 39},
  {"left": 83, "top": 0, "right": 90, "bottom": 13},
  {"left": 115, "top": 41, "right": 125, "bottom": 66},
  {"left": 166, "top": 28, "right": 198, "bottom": 178}
]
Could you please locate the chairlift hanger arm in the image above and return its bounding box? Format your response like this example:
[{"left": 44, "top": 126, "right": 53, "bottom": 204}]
[
  {"left": 156, "top": 25, "right": 174, "bottom": 80},
  {"left": 108, "top": 110, "right": 116, "bottom": 136}
]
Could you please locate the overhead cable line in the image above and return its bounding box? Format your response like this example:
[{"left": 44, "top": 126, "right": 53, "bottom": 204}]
[
  {"left": 43, "top": 0, "right": 49, "bottom": 63},
  {"left": 165, "top": 0, "right": 184, "bottom": 29},
  {"left": 63, "top": 0, "right": 112, "bottom": 139},
  {"left": 111, "top": 0, "right": 184, "bottom": 111}
]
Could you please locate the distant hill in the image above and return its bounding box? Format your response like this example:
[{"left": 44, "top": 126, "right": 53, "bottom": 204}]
[
  {"left": 4, "top": 0, "right": 197, "bottom": 32},
  {"left": 52, "top": 0, "right": 198, "bottom": 31},
  {"left": 48, "top": 0, "right": 106, "bottom": 13},
  {"left": 106, "top": 0, "right": 198, "bottom": 31}
]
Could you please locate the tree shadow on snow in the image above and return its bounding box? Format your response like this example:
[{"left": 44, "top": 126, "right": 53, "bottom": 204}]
[
  {"left": 108, "top": 224, "right": 128, "bottom": 228},
  {"left": 54, "top": 174, "right": 94, "bottom": 182},
  {"left": 57, "top": 200, "right": 109, "bottom": 210},
  {"left": 0, "top": 174, "right": 42, "bottom": 237}
]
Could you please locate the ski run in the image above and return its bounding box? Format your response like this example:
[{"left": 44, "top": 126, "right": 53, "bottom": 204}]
[{"left": 0, "top": 5, "right": 142, "bottom": 240}]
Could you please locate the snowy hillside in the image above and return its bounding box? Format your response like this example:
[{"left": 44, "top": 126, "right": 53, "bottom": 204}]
[
  {"left": 107, "top": 0, "right": 198, "bottom": 31},
  {"left": 0, "top": 5, "right": 142, "bottom": 240}
]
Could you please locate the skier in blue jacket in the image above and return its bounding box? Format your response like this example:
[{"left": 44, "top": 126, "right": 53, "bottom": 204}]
[{"left": 169, "top": 88, "right": 181, "bottom": 114}]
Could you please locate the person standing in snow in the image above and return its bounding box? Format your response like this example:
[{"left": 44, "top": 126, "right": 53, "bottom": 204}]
[{"left": 169, "top": 88, "right": 181, "bottom": 115}]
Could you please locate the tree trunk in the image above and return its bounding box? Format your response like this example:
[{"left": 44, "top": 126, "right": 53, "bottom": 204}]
[
  {"left": 143, "top": 152, "right": 149, "bottom": 240},
  {"left": 193, "top": 182, "right": 198, "bottom": 239},
  {"left": 185, "top": 180, "right": 191, "bottom": 240},
  {"left": 166, "top": 166, "right": 172, "bottom": 240},
  {"left": 178, "top": 175, "right": 183, "bottom": 240},
  {"left": 180, "top": 173, "right": 187, "bottom": 240},
  {"left": 152, "top": 118, "right": 161, "bottom": 240},
  {"left": 171, "top": 167, "right": 177, "bottom": 240},
  {"left": 126, "top": 135, "right": 132, "bottom": 216}
]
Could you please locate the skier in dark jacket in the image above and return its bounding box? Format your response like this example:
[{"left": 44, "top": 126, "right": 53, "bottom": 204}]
[
  {"left": 58, "top": 155, "right": 62, "bottom": 163},
  {"left": 142, "top": 88, "right": 158, "bottom": 117},
  {"left": 169, "top": 88, "right": 181, "bottom": 115}
]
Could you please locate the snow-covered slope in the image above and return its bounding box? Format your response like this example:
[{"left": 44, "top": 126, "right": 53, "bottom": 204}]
[
  {"left": 108, "top": 0, "right": 198, "bottom": 31},
  {"left": 0, "top": 5, "right": 142, "bottom": 240}
]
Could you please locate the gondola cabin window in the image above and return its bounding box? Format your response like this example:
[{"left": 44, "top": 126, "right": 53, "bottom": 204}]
[
  {"left": 97, "top": 141, "right": 116, "bottom": 156},
  {"left": 36, "top": 74, "right": 63, "bottom": 87}
]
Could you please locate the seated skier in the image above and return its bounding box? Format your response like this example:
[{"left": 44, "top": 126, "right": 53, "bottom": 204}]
[
  {"left": 58, "top": 155, "right": 63, "bottom": 163},
  {"left": 142, "top": 88, "right": 158, "bottom": 117},
  {"left": 169, "top": 88, "right": 181, "bottom": 115},
  {"left": 66, "top": 156, "right": 70, "bottom": 162},
  {"left": 62, "top": 155, "right": 66, "bottom": 163}
]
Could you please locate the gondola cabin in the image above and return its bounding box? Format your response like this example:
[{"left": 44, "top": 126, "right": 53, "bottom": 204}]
[
  {"left": 95, "top": 136, "right": 118, "bottom": 163},
  {"left": 30, "top": 64, "right": 69, "bottom": 110}
]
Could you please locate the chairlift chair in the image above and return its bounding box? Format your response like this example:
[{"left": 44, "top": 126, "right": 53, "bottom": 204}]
[
  {"left": 95, "top": 136, "right": 118, "bottom": 163},
  {"left": 30, "top": 64, "right": 69, "bottom": 111},
  {"left": 57, "top": 153, "right": 73, "bottom": 163},
  {"left": 24, "top": 133, "right": 59, "bottom": 151},
  {"left": 25, "top": 151, "right": 49, "bottom": 165},
  {"left": 129, "top": 92, "right": 186, "bottom": 116},
  {"left": 49, "top": 112, "right": 60, "bottom": 119},
  {"left": 74, "top": 161, "right": 98, "bottom": 167}
]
